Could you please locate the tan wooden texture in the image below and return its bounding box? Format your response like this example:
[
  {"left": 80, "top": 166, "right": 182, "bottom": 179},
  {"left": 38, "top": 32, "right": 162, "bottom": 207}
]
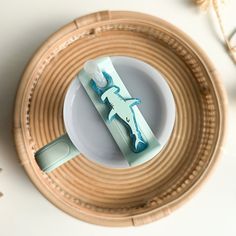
[{"left": 14, "top": 11, "right": 227, "bottom": 226}]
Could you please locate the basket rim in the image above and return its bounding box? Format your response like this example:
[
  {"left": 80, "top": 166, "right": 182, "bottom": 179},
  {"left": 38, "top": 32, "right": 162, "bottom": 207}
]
[{"left": 13, "top": 10, "right": 228, "bottom": 226}]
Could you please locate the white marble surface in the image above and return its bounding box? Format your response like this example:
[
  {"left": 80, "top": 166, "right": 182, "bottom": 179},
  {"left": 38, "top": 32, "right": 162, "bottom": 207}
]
[{"left": 0, "top": 0, "right": 236, "bottom": 235}]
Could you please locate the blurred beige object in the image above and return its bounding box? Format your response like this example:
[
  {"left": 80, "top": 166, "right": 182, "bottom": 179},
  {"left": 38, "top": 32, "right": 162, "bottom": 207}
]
[
  {"left": 194, "top": 0, "right": 236, "bottom": 63},
  {"left": 229, "top": 32, "right": 236, "bottom": 61},
  {"left": 0, "top": 168, "right": 3, "bottom": 197}
]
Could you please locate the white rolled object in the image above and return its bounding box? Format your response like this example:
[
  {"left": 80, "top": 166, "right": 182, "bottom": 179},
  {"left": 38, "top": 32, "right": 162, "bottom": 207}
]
[{"left": 84, "top": 60, "right": 108, "bottom": 88}]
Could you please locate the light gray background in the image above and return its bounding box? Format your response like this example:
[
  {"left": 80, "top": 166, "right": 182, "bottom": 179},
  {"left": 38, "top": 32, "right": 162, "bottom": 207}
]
[{"left": 0, "top": 0, "right": 236, "bottom": 235}]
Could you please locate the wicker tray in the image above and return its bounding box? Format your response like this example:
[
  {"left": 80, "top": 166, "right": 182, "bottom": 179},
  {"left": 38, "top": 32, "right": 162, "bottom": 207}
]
[{"left": 14, "top": 11, "right": 227, "bottom": 226}]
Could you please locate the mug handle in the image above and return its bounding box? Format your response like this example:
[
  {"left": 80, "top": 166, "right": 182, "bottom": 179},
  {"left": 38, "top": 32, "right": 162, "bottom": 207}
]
[{"left": 35, "top": 134, "right": 80, "bottom": 173}]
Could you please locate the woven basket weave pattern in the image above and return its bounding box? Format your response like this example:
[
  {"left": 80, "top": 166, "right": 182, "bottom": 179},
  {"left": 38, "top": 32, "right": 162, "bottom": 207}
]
[{"left": 14, "top": 11, "right": 226, "bottom": 226}]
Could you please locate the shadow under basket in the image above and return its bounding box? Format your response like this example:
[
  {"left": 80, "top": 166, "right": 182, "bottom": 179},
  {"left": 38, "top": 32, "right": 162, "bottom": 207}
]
[{"left": 14, "top": 11, "right": 227, "bottom": 226}]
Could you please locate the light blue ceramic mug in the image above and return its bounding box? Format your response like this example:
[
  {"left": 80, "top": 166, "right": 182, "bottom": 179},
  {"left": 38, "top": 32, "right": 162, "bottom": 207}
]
[{"left": 35, "top": 56, "right": 176, "bottom": 172}]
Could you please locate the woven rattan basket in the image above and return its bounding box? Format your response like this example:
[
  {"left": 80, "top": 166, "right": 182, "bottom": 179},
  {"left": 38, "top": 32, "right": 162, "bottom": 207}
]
[{"left": 14, "top": 11, "right": 227, "bottom": 226}]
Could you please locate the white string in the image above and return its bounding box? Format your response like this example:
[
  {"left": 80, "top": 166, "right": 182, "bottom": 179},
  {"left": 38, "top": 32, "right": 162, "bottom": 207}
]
[{"left": 195, "top": 0, "right": 236, "bottom": 63}]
